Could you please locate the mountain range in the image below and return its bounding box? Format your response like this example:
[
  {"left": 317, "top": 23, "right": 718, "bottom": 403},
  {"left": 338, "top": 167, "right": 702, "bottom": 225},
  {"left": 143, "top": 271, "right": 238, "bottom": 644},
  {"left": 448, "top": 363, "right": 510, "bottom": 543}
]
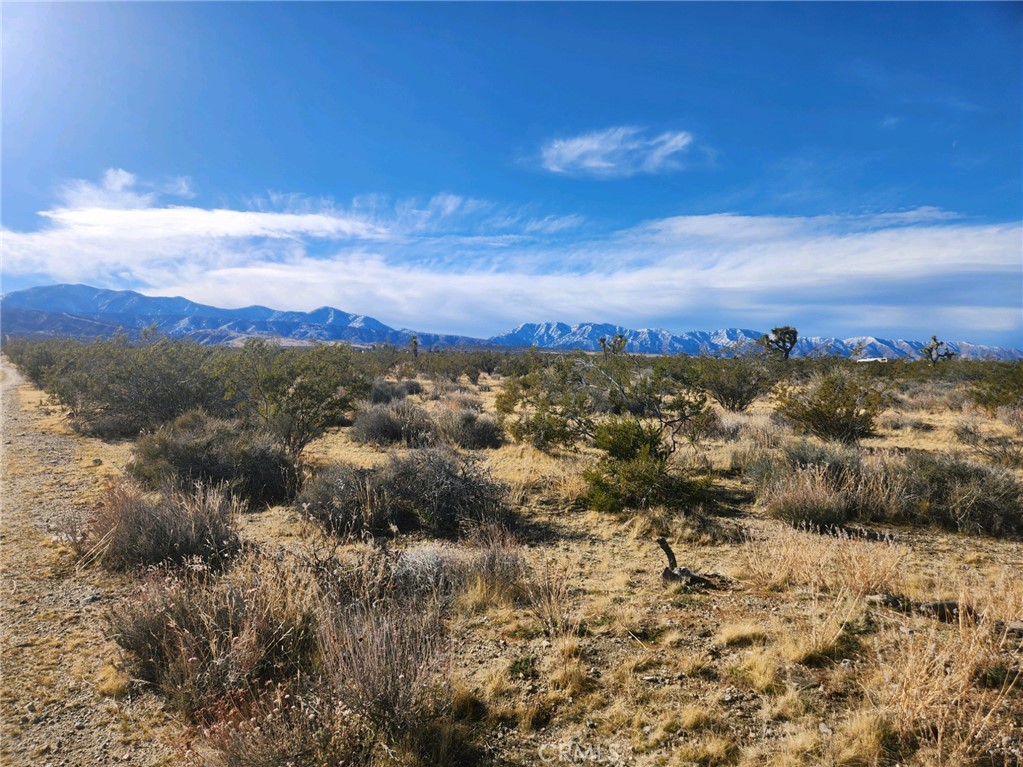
[{"left": 1, "top": 284, "right": 1020, "bottom": 361}]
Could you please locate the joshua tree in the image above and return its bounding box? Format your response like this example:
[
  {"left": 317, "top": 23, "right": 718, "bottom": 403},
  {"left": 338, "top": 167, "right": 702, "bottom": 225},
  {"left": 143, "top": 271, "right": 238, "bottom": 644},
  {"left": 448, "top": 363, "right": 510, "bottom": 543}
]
[
  {"left": 408, "top": 334, "right": 419, "bottom": 358},
  {"left": 762, "top": 326, "right": 798, "bottom": 360},
  {"left": 598, "top": 334, "right": 628, "bottom": 358},
  {"left": 920, "top": 335, "right": 955, "bottom": 365}
]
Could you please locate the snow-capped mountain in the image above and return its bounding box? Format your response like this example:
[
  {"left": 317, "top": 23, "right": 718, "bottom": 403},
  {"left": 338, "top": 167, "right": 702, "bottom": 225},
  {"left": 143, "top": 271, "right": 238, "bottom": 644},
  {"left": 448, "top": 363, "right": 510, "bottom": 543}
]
[{"left": 1, "top": 284, "right": 1020, "bottom": 360}]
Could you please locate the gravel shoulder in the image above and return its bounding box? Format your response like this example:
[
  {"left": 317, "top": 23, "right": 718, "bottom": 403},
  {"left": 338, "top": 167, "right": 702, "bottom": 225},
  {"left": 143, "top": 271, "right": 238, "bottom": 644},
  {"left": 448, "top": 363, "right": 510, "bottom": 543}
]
[{"left": 0, "top": 359, "right": 181, "bottom": 766}]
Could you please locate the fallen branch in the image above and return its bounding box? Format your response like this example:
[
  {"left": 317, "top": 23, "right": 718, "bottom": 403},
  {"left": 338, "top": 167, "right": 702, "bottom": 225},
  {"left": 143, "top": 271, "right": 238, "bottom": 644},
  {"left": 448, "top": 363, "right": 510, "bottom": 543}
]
[{"left": 655, "top": 536, "right": 717, "bottom": 588}]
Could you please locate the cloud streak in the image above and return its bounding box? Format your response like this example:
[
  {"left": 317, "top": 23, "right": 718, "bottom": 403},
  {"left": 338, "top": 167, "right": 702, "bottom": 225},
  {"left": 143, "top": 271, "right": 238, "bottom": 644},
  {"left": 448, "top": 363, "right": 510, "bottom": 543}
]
[
  {"left": 2, "top": 169, "right": 1020, "bottom": 346},
  {"left": 540, "top": 126, "right": 696, "bottom": 177}
]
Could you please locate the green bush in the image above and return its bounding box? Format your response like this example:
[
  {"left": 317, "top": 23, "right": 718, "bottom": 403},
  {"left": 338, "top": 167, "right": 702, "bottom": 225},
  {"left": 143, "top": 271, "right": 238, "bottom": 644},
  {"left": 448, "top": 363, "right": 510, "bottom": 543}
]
[
  {"left": 698, "top": 355, "right": 775, "bottom": 413},
  {"left": 128, "top": 410, "right": 298, "bottom": 506},
  {"left": 970, "top": 362, "right": 1023, "bottom": 413},
  {"left": 11, "top": 335, "right": 232, "bottom": 438},
  {"left": 593, "top": 417, "right": 667, "bottom": 461},
  {"left": 584, "top": 451, "right": 704, "bottom": 514},
  {"left": 775, "top": 368, "right": 887, "bottom": 444},
  {"left": 220, "top": 340, "right": 367, "bottom": 459}
]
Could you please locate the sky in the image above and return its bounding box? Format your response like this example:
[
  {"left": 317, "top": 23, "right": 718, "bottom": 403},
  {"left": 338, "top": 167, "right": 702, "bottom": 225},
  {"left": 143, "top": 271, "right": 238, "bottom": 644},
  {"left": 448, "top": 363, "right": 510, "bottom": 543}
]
[{"left": 2, "top": 2, "right": 1021, "bottom": 346}]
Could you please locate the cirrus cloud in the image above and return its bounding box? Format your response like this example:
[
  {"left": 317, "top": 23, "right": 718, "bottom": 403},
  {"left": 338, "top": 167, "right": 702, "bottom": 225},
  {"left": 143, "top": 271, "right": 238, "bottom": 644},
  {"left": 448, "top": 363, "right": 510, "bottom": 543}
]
[{"left": 540, "top": 126, "right": 697, "bottom": 177}]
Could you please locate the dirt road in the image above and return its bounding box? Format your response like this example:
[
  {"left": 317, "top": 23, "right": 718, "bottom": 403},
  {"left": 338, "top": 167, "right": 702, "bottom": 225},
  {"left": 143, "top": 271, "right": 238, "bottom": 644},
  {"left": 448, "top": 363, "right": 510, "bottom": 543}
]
[{"left": 0, "top": 360, "right": 180, "bottom": 766}]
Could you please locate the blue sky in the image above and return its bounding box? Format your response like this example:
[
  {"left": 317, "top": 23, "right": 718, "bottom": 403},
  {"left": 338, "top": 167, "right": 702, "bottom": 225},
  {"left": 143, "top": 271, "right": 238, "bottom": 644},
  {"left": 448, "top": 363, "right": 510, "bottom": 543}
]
[{"left": 2, "top": 2, "right": 1021, "bottom": 346}]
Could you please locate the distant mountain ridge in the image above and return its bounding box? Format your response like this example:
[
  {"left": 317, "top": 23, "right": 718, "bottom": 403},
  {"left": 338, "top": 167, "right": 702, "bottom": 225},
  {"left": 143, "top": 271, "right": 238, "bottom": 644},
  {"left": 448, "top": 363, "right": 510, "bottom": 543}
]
[{"left": 1, "top": 284, "right": 1020, "bottom": 361}]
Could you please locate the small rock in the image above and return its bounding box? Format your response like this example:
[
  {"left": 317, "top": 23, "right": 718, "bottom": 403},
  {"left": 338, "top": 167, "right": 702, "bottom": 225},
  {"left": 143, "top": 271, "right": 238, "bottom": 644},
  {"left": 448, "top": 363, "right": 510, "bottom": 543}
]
[
  {"left": 92, "top": 458, "right": 103, "bottom": 466},
  {"left": 26, "top": 702, "right": 37, "bottom": 713},
  {"left": 819, "top": 723, "right": 833, "bottom": 735}
]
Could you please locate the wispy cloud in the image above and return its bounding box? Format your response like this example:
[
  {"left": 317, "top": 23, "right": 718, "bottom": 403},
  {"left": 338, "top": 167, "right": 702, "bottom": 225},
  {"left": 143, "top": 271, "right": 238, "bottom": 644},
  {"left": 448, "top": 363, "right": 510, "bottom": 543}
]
[
  {"left": 56, "top": 168, "right": 195, "bottom": 209},
  {"left": 540, "top": 126, "right": 696, "bottom": 177},
  {"left": 3, "top": 169, "right": 1020, "bottom": 345}
]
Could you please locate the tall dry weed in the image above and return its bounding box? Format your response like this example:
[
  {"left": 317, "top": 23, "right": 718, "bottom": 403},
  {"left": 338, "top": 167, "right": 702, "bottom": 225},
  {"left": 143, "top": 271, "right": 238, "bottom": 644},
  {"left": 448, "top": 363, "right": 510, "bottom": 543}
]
[
  {"left": 742, "top": 525, "right": 906, "bottom": 596},
  {"left": 870, "top": 612, "right": 1019, "bottom": 766}
]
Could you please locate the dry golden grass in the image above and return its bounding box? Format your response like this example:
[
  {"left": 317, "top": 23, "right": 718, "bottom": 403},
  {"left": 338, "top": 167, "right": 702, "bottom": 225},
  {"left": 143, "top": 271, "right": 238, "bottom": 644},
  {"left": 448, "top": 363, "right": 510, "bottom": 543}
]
[
  {"left": 730, "top": 647, "right": 783, "bottom": 693},
  {"left": 742, "top": 523, "right": 907, "bottom": 596},
  {"left": 714, "top": 622, "right": 772, "bottom": 648},
  {"left": 867, "top": 615, "right": 1018, "bottom": 766},
  {"left": 776, "top": 589, "right": 861, "bottom": 666}
]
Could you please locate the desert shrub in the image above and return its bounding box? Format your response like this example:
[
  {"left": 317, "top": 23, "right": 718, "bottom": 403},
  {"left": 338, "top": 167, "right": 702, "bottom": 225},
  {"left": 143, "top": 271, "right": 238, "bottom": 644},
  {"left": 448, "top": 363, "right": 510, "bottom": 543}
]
[
  {"left": 390, "top": 399, "right": 439, "bottom": 446},
  {"left": 594, "top": 417, "right": 668, "bottom": 461},
  {"left": 762, "top": 465, "right": 852, "bottom": 527},
  {"left": 741, "top": 440, "right": 860, "bottom": 497},
  {"left": 586, "top": 417, "right": 708, "bottom": 513},
  {"left": 391, "top": 543, "right": 477, "bottom": 602},
  {"left": 320, "top": 603, "right": 482, "bottom": 766},
  {"left": 392, "top": 529, "right": 526, "bottom": 607},
  {"left": 775, "top": 368, "right": 887, "bottom": 443},
  {"left": 86, "top": 481, "right": 240, "bottom": 571},
  {"left": 321, "top": 604, "right": 445, "bottom": 738},
  {"left": 128, "top": 410, "right": 298, "bottom": 506},
  {"left": 302, "top": 450, "right": 507, "bottom": 538},
  {"left": 350, "top": 401, "right": 436, "bottom": 447},
  {"left": 752, "top": 446, "right": 1021, "bottom": 536},
  {"left": 969, "top": 362, "right": 1023, "bottom": 413},
  {"left": 698, "top": 354, "right": 775, "bottom": 412},
  {"left": 902, "top": 452, "right": 1023, "bottom": 535},
  {"left": 845, "top": 452, "right": 911, "bottom": 520},
  {"left": 436, "top": 409, "right": 504, "bottom": 449},
  {"left": 378, "top": 449, "right": 508, "bottom": 536},
  {"left": 348, "top": 404, "right": 404, "bottom": 445},
  {"left": 12, "top": 334, "right": 233, "bottom": 438},
  {"left": 784, "top": 439, "right": 862, "bottom": 480},
  {"left": 198, "top": 687, "right": 370, "bottom": 767},
  {"left": 953, "top": 418, "right": 1023, "bottom": 469},
  {"left": 3, "top": 336, "right": 72, "bottom": 388},
  {"left": 584, "top": 451, "right": 705, "bottom": 514},
  {"left": 219, "top": 340, "right": 367, "bottom": 460},
  {"left": 368, "top": 378, "right": 422, "bottom": 404},
  {"left": 298, "top": 462, "right": 392, "bottom": 537},
  {"left": 108, "top": 550, "right": 322, "bottom": 718}
]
